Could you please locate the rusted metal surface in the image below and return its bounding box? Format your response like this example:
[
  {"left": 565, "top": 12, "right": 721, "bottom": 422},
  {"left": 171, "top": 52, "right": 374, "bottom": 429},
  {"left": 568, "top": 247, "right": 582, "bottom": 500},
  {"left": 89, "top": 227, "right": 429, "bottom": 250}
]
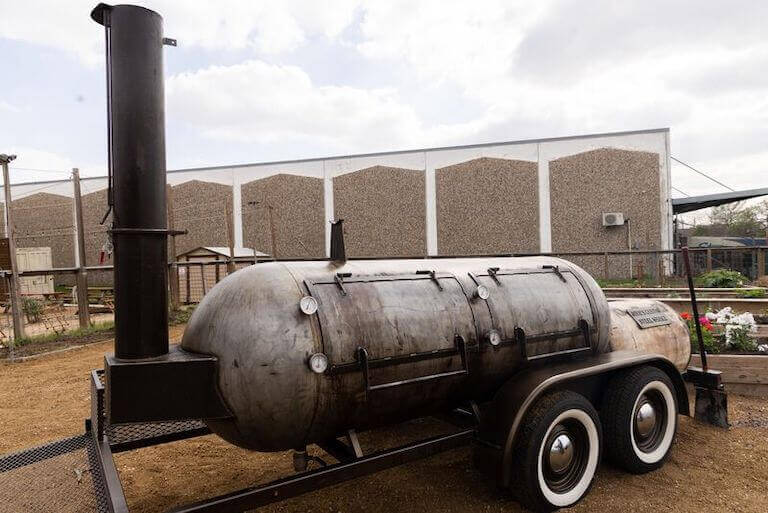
[
  {"left": 182, "top": 255, "right": 612, "bottom": 451},
  {"left": 608, "top": 299, "right": 691, "bottom": 371}
]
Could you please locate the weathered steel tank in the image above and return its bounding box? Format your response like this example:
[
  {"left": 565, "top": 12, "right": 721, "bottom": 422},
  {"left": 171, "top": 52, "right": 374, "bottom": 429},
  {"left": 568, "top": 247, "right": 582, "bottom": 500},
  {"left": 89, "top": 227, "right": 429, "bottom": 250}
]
[
  {"left": 182, "top": 256, "right": 686, "bottom": 452},
  {"left": 608, "top": 299, "right": 690, "bottom": 371}
]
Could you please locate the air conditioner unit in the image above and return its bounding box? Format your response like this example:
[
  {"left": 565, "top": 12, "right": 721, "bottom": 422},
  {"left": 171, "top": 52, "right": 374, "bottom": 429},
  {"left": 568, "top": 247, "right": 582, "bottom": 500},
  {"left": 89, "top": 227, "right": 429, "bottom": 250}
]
[{"left": 602, "top": 212, "right": 625, "bottom": 227}]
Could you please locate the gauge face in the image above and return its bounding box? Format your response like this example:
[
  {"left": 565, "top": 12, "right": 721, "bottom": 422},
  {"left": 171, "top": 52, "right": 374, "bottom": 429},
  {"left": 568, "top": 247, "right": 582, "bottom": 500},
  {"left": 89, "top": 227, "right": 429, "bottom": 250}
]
[
  {"left": 487, "top": 329, "right": 502, "bottom": 346},
  {"left": 299, "top": 295, "right": 318, "bottom": 315},
  {"left": 308, "top": 353, "right": 328, "bottom": 374},
  {"left": 476, "top": 285, "right": 490, "bottom": 300}
]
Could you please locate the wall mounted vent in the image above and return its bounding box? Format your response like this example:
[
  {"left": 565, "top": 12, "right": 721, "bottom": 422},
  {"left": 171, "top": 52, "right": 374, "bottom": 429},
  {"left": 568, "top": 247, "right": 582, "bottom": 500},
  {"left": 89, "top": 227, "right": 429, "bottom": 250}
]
[{"left": 602, "top": 212, "right": 625, "bottom": 226}]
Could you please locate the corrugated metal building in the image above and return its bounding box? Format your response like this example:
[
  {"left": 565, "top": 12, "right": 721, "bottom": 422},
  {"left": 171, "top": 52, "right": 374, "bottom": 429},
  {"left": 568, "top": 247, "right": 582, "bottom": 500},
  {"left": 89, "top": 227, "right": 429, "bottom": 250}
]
[{"left": 2, "top": 128, "right": 673, "bottom": 280}]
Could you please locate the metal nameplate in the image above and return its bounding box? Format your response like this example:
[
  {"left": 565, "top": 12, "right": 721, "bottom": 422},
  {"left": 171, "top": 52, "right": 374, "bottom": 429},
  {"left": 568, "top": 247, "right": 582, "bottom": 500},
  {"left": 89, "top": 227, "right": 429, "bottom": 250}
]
[{"left": 627, "top": 305, "right": 671, "bottom": 329}]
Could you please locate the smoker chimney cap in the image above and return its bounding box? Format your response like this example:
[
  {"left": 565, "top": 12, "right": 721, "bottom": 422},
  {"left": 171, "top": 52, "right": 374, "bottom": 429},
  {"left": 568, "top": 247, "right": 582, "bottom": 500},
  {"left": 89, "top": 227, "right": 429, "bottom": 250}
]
[
  {"left": 90, "top": 3, "right": 112, "bottom": 25},
  {"left": 91, "top": 3, "right": 163, "bottom": 26}
]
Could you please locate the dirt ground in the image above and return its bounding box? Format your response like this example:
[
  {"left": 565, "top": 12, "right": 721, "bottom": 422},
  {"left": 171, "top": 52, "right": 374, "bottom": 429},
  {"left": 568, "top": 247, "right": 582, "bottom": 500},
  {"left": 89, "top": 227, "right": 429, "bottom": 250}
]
[{"left": 1, "top": 326, "right": 767, "bottom": 513}]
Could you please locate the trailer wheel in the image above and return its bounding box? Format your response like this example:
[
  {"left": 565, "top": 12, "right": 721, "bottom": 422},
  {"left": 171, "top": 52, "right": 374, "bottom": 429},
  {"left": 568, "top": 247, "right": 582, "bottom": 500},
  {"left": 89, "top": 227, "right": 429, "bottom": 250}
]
[
  {"left": 510, "top": 390, "right": 601, "bottom": 512},
  {"left": 601, "top": 366, "right": 678, "bottom": 474}
]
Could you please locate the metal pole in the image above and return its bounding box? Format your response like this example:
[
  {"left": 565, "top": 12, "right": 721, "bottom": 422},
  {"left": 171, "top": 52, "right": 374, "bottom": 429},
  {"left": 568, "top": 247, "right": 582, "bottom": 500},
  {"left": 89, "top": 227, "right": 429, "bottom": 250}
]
[
  {"left": 0, "top": 154, "right": 25, "bottom": 341},
  {"left": 682, "top": 246, "right": 707, "bottom": 371},
  {"left": 225, "top": 198, "right": 235, "bottom": 274},
  {"left": 72, "top": 168, "right": 91, "bottom": 328}
]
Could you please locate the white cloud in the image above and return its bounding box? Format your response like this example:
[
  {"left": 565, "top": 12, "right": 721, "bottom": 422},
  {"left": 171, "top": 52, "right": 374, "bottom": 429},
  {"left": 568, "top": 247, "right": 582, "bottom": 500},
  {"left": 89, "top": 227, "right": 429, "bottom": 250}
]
[
  {"left": 167, "top": 60, "right": 428, "bottom": 152},
  {"left": 0, "top": 0, "right": 362, "bottom": 65},
  {"left": 0, "top": 101, "right": 20, "bottom": 113},
  {"left": 5, "top": 147, "right": 103, "bottom": 183},
  {"left": 2, "top": 0, "right": 766, "bottom": 195}
]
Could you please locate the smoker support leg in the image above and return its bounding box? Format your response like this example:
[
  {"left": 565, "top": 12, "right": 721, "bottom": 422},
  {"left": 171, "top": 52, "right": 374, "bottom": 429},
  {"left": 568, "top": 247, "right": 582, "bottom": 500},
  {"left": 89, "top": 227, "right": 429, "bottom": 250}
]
[{"left": 694, "top": 386, "right": 729, "bottom": 428}]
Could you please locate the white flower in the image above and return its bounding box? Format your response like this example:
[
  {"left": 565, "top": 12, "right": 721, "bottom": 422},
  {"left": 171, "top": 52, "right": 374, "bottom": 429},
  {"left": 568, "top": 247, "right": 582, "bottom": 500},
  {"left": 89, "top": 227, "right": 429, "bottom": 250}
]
[
  {"left": 758, "top": 344, "right": 768, "bottom": 353},
  {"left": 705, "top": 311, "right": 718, "bottom": 321}
]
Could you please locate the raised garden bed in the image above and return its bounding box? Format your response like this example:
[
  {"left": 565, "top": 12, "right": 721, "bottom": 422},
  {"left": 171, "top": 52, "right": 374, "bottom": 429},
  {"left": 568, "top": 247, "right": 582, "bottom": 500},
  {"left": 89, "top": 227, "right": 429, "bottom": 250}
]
[{"left": 690, "top": 354, "right": 768, "bottom": 397}]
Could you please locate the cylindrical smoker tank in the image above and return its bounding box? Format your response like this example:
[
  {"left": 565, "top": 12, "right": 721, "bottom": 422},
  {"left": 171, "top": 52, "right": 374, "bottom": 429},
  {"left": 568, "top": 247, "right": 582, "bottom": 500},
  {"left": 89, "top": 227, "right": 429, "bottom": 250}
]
[
  {"left": 608, "top": 299, "right": 691, "bottom": 371},
  {"left": 183, "top": 256, "right": 614, "bottom": 451}
]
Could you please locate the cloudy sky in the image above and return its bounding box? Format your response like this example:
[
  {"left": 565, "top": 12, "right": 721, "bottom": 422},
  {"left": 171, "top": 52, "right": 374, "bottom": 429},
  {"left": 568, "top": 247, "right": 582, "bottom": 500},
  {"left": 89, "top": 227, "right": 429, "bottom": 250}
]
[{"left": 0, "top": 0, "right": 765, "bottom": 201}]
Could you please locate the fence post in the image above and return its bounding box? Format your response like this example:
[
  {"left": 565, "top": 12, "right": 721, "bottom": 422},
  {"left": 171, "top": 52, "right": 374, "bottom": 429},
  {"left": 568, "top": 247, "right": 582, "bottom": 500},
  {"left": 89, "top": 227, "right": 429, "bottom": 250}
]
[
  {"left": 706, "top": 248, "right": 713, "bottom": 273},
  {"left": 1, "top": 154, "right": 25, "bottom": 341},
  {"left": 757, "top": 248, "right": 765, "bottom": 278},
  {"left": 72, "top": 168, "right": 91, "bottom": 328},
  {"left": 166, "top": 184, "right": 180, "bottom": 310},
  {"left": 657, "top": 254, "right": 665, "bottom": 287}
]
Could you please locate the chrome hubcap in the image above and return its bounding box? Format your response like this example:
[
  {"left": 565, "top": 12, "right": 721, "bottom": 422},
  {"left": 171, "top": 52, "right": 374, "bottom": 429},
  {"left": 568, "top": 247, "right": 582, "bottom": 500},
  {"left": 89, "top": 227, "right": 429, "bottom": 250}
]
[
  {"left": 549, "top": 433, "right": 574, "bottom": 473},
  {"left": 635, "top": 400, "right": 657, "bottom": 438}
]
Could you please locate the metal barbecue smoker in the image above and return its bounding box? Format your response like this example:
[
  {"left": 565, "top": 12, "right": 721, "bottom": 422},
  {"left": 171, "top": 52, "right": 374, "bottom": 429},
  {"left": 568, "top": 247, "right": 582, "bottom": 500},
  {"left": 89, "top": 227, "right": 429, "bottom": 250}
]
[{"left": 0, "top": 4, "right": 728, "bottom": 512}]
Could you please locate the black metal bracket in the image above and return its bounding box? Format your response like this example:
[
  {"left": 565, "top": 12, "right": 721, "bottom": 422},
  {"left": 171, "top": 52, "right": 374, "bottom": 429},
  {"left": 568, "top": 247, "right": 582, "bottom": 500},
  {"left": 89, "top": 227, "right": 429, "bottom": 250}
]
[
  {"left": 542, "top": 264, "right": 567, "bottom": 282},
  {"left": 415, "top": 269, "right": 443, "bottom": 290},
  {"left": 487, "top": 267, "right": 501, "bottom": 286},
  {"left": 318, "top": 430, "right": 363, "bottom": 463},
  {"left": 335, "top": 272, "right": 351, "bottom": 296},
  {"left": 109, "top": 228, "right": 187, "bottom": 236},
  {"left": 104, "top": 346, "right": 232, "bottom": 424},
  {"left": 685, "top": 366, "right": 724, "bottom": 390}
]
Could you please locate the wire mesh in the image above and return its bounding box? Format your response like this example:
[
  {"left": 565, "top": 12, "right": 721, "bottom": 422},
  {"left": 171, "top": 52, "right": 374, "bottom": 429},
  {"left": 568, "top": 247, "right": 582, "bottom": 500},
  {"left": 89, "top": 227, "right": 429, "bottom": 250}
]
[{"left": 0, "top": 434, "right": 110, "bottom": 513}]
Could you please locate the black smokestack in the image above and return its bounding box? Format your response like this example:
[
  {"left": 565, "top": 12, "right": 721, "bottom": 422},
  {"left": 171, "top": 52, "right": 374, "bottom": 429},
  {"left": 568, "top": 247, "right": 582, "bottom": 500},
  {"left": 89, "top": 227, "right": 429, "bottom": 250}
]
[
  {"left": 92, "top": 4, "right": 169, "bottom": 359},
  {"left": 330, "top": 219, "right": 346, "bottom": 262}
]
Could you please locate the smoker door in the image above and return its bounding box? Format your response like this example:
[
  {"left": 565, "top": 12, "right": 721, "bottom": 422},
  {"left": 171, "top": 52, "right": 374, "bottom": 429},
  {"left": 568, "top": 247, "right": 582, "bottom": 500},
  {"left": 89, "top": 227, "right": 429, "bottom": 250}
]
[
  {"left": 304, "top": 272, "right": 477, "bottom": 385},
  {"left": 475, "top": 267, "right": 595, "bottom": 357}
]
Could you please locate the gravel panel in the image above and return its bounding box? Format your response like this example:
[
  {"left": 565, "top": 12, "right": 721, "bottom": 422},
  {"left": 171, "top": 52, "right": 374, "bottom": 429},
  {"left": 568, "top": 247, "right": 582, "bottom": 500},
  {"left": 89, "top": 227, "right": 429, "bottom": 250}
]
[
  {"left": 241, "top": 174, "right": 325, "bottom": 258},
  {"left": 333, "top": 166, "right": 426, "bottom": 257},
  {"left": 171, "top": 180, "right": 233, "bottom": 256},
  {"left": 436, "top": 157, "right": 538, "bottom": 255},
  {"left": 550, "top": 148, "right": 661, "bottom": 277}
]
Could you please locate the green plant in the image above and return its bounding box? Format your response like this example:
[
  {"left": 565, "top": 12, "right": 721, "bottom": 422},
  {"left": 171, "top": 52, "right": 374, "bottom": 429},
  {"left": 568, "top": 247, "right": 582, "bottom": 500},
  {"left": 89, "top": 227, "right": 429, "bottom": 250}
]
[
  {"left": 737, "top": 288, "right": 767, "bottom": 298},
  {"left": 169, "top": 305, "right": 196, "bottom": 325},
  {"left": 696, "top": 269, "right": 748, "bottom": 288},
  {"left": 681, "top": 312, "right": 719, "bottom": 353},
  {"left": 15, "top": 320, "right": 115, "bottom": 347},
  {"left": 725, "top": 325, "right": 757, "bottom": 351},
  {"left": 21, "top": 297, "right": 43, "bottom": 323},
  {"left": 596, "top": 278, "right": 643, "bottom": 288}
]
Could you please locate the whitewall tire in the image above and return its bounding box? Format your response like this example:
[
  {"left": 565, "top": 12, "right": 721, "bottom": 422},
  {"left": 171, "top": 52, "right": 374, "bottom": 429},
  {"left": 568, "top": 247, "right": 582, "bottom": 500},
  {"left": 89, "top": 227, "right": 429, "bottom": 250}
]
[
  {"left": 510, "top": 391, "right": 602, "bottom": 512},
  {"left": 602, "top": 366, "right": 678, "bottom": 474}
]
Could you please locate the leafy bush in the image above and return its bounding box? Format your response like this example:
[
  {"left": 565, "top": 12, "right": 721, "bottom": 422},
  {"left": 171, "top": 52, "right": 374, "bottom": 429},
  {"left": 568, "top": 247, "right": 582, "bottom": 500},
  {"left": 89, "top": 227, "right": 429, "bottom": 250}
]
[
  {"left": 737, "top": 288, "right": 767, "bottom": 298},
  {"left": 696, "top": 269, "right": 748, "bottom": 288},
  {"left": 725, "top": 325, "right": 757, "bottom": 351},
  {"left": 21, "top": 297, "right": 42, "bottom": 323},
  {"left": 169, "top": 305, "right": 196, "bottom": 325},
  {"left": 681, "top": 312, "right": 719, "bottom": 353},
  {"left": 705, "top": 307, "right": 759, "bottom": 353}
]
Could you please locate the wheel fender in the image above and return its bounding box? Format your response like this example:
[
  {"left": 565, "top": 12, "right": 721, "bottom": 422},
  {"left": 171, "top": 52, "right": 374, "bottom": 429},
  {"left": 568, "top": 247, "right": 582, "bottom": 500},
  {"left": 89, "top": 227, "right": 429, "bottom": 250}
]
[{"left": 481, "top": 351, "right": 688, "bottom": 488}]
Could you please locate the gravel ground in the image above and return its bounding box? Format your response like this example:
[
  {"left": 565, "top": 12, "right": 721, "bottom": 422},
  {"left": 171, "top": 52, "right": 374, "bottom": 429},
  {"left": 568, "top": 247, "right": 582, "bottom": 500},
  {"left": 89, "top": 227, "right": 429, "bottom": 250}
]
[{"left": 1, "top": 328, "right": 767, "bottom": 512}]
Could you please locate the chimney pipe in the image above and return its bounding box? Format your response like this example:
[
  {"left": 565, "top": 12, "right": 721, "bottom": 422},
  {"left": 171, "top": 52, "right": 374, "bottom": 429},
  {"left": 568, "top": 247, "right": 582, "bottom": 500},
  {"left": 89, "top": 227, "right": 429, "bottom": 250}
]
[
  {"left": 330, "top": 219, "right": 346, "bottom": 262},
  {"left": 92, "top": 4, "right": 169, "bottom": 359}
]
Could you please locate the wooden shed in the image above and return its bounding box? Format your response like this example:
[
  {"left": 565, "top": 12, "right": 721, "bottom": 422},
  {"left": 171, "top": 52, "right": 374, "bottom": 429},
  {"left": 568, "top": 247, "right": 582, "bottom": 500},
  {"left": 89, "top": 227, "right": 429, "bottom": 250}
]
[{"left": 176, "top": 246, "right": 268, "bottom": 303}]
